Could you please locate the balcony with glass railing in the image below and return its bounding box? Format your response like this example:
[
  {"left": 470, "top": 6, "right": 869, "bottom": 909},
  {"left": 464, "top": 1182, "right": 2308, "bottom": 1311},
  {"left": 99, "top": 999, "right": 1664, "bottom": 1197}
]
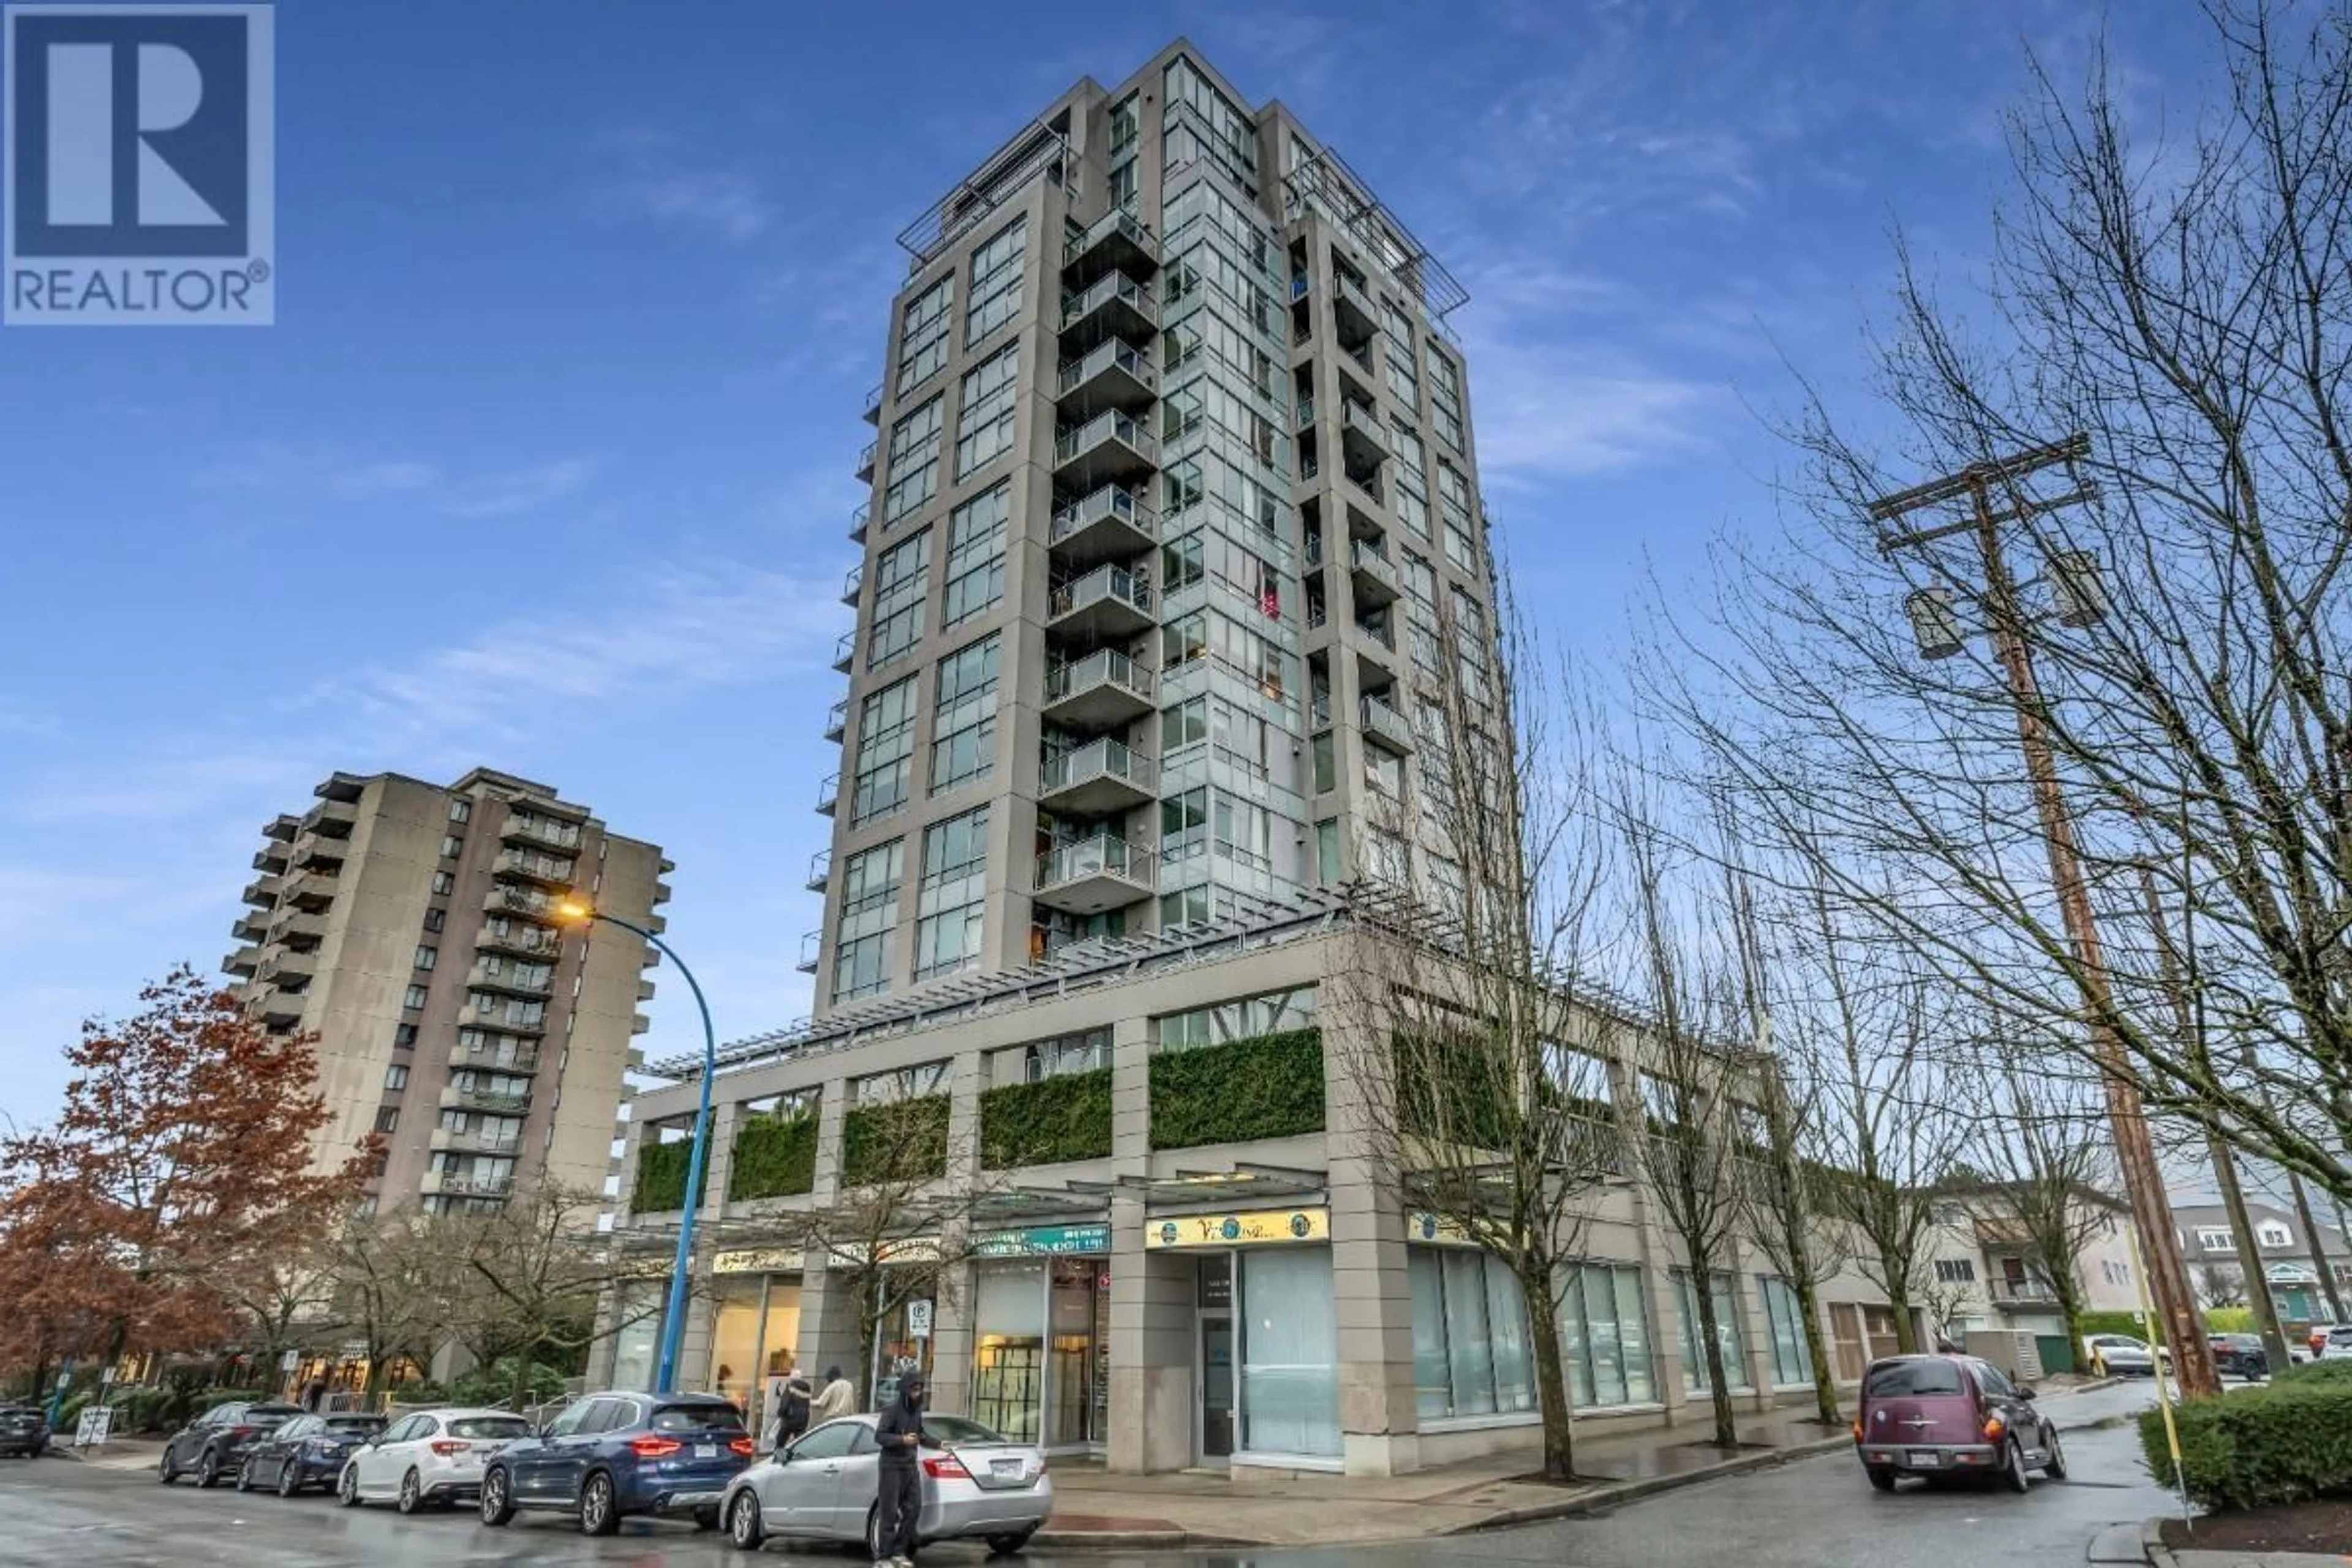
[
  {"left": 1048, "top": 483, "right": 1156, "bottom": 568},
  {"left": 1042, "top": 647, "right": 1155, "bottom": 731},
  {"left": 850, "top": 500, "right": 870, "bottom": 545},
  {"left": 1038, "top": 737, "right": 1156, "bottom": 815},
  {"left": 832, "top": 630, "right": 855, "bottom": 674},
  {"left": 796, "top": 928, "right": 823, "bottom": 974},
  {"left": 1349, "top": 538, "right": 1400, "bottom": 606},
  {"left": 862, "top": 380, "right": 883, "bottom": 424},
  {"left": 1340, "top": 398, "right": 1389, "bottom": 466},
  {"left": 1332, "top": 271, "right": 1379, "bottom": 349},
  {"left": 824, "top": 697, "right": 848, "bottom": 743},
  {"left": 1294, "top": 393, "right": 1317, "bottom": 433},
  {"left": 816, "top": 773, "right": 840, "bottom": 817},
  {"left": 1047, "top": 562, "right": 1156, "bottom": 641},
  {"left": 1055, "top": 339, "right": 1158, "bottom": 420},
  {"left": 805, "top": 848, "right": 831, "bottom": 892},
  {"left": 1052, "top": 409, "right": 1158, "bottom": 492},
  {"left": 855, "top": 438, "right": 877, "bottom": 482},
  {"left": 1058, "top": 270, "right": 1158, "bottom": 352},
  {"left": 1063, "top": 209, "right": 1160, "bottom": 286},
  {"left": 841, "top": 560, "right": 864, "bottom": 605},
  {"left": 1034, "top": 833, "right": 1156, "bottom": 915},
  {"left": 1361, "top": 693, "right": 1414, "bottom": 753}
]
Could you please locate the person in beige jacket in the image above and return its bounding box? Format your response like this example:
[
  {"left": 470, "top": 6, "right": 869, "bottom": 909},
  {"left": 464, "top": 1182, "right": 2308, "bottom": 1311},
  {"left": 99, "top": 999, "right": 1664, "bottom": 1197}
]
[{"left": 807, "top": 1365, "right": 855, "bottom": 1427}]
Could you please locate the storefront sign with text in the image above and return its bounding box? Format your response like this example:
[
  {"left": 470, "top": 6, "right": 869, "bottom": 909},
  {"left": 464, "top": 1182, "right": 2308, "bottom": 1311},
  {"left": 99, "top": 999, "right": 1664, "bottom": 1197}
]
[
  {"left": 974, "top": 1223, "right": 1110, "bottom": 1257},
  {"left": 1145, "top": 1207, "right": 1330, "bottom": 1250}
]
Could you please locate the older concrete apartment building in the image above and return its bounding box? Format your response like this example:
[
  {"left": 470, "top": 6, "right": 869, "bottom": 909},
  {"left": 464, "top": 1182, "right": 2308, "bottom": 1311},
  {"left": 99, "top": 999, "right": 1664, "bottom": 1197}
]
[
  {"left": 600, "top": 40, "right": 1905, "bottom": 1477},
  {"left": 226, "top": 767, "right": 669, "bottom": 1216}
]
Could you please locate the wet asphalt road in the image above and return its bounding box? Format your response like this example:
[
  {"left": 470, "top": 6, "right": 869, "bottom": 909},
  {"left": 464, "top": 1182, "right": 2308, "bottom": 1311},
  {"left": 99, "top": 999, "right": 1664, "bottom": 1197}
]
[{"left": 0, "top": 1381, "right": 2176, "bottom": 1568}]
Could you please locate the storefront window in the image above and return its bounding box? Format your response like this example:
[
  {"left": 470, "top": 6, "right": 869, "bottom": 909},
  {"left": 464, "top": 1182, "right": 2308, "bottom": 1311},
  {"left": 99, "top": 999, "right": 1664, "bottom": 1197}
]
[
  {"left": 1408, "top": 1249, "right": 1537, "bottom": 1420},
  {"left": 1049, "top": 1258, "right": 1105, "bottom": 1448},
  {"left": 609, "top": 1283, "right": 663, "bottom": 1392},
  {"left": 710, "top": 1278, "right": 805, "bottom": 1431},
  {"left": 1758, "top": 1276, "right": 1814, "bottom": 1387},
  {"left": 1673, "top": 1270, "right": 1754, "bottom": 1393},
  {"left": 1557, "top": 1262, "right": 1657, "bottom": 1408},
  {"left": 872, "top": 1286, "right": 937, "bottom": 1409},
  {"left": 972, "top": 1262, "right": 1048, "bottom": 1442},
  {"left": 1238, "top": 1249, "right": 1338, "bottom": 1457}
]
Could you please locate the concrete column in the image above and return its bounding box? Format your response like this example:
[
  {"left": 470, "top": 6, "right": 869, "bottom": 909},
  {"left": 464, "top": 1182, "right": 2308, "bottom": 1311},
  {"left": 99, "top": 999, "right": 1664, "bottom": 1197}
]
[
  {"left": 1108, "top": 1189, "right": 1195, "bottom": 1473},
  {"left": 811, "top": 1079, "right": 850, "bottom": 1200},
  {"left": 1324, "top": 994, "right": 1417, "bottom": 1476},
  {"left": 927, "top": 1251, "right": 974, "bottom": 1419},
  {"left": 792, "top": 1264, "right": 865, "bottom": 1405},
  {"left": 701, "top": 1099, "right": 742, "bottom": 1218}
]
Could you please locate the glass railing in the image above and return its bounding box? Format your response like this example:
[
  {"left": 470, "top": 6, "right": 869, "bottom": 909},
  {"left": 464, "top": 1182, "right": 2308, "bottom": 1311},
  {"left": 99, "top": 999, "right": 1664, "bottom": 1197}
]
[
  {"left": 1060, "top": 271, "right": 1155, "bottom": 329},
  {"left": 1044, "top": 647, "right": 1153, "bottom": 705},
  {"left": 1295, "top": 393, "right": 1316, "bottom": 431},
  {"left": 850, "top": 500, "right": 870, "bottom": 539},
  {"left": 856, "top": 438, "right": 877, "bottom": 473},
  {"left": 1039, "top": 737, "right": 1155, "bottom": 796},
  {"left": 1049, "top": 483, "right": 1158, "bottom": 545},
  {"left": 1351, "top": 540, "right": 1398, "bottom": 590},
  {"left": 1343, "top": 401, "right": 1385, "bottom": 442},
  {"left": 832, "top": 631, "right": 856, "bottom": 669},
  {"left": 798, "top": 929, "right": 823, "bottom": 968},
  {"left": 861, "top": 382, "right": 883, "bottom": 418},
  {"left": 816, "top": 774, "right": 840, "bottom": 812},
  {"left": 1062, "top": 210, "right": 1157, "bottom": 266},
  {"left": 1057, "top": 339, "right": 1155, "bottom": 395},
  {"left": 842, "top": 561, "right": 864, "bottom": 601},
  {"left": 1037, "top": 834, "right": 1153, "bottom": 891},
  {"left": 1054, "top": 410, "right": 1157, "bottom": 466},
  {"left": 1049, "top": 564, "right": 1153, "bottom": 622},
  {"left": 1357, "top": 618, "right": 1396, "bottom": 651},
  {"left": 1362, "top": 695, "right": 1412, "bottom": 748},
  {"left": 824, "top": 698, "right": 848, "bottom": 737}
]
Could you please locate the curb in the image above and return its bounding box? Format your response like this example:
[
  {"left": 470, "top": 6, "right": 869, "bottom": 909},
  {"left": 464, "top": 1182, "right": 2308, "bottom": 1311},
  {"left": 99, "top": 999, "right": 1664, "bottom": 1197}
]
[
  {"left": 1450, "top": 1434, "right": 1856, "bottom": 1534},
  {"left": 2140, "top": 1517, "right": 2180, "bottom": 1568}
]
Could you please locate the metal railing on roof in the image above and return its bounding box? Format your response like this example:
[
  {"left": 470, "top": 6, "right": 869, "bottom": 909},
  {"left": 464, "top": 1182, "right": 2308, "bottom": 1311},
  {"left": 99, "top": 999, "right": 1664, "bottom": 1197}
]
[{"left": 897, "top": 118, "right": 1069, "bottom": 270}]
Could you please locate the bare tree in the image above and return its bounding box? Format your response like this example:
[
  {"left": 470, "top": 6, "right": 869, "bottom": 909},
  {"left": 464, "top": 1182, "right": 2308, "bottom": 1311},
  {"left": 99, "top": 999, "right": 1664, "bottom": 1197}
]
[
  {"left": 445, "top": 1185, "right": 668, "bottom": 1411},
  {"left": 1342, "top": 587, "right": 1625, "bottom": 1483},
  {"left": 2198, "top": 1264, "right": 2247, "bottom": 1310},
  {"left": 1965, "top": 1049, "right": 2124, "bottom": 1357},
  {"left": 320, "top": 1208, "right": 460, "bottom": 1407}
]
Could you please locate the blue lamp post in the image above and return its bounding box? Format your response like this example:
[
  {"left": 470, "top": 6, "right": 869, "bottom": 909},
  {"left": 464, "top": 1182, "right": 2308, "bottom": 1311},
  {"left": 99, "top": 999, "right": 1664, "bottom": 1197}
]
[{"left": 557, "top": 896, "right": 715, "bottom": 1395}]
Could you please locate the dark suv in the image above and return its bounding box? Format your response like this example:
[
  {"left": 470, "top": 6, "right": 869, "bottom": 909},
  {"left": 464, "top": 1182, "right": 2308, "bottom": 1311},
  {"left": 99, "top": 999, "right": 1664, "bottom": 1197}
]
[
  {"left": 157, "top": 1400, "right": 304, "bottom": 1487},
  {"left": 0, "top": 1404, "right": 51, "bottom": 1458},
  {"left": 478, "top": 1391, "right": 753, "bottom": 1536},
  {"left": 2209, "top": 1333, "right": 2271, "bottom": 1381},
  {"left": 1854, "top": 1354, "right": 2064, "bottom": 1493}
]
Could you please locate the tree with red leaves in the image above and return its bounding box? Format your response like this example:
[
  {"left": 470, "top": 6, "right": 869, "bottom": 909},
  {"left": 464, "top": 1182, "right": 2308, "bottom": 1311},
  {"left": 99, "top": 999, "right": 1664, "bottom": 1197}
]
[{"left": 0, "top": 967, "right": 372, "bottom": 1385}]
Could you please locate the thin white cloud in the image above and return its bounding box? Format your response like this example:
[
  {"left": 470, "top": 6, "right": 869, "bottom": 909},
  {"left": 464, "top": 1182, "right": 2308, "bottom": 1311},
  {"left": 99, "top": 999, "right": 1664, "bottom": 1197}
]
[
  {"left": 616, "top": 169, "right": 774, "bottom": 240},
  {"left": 1461, "top": 338, "right": 1722, "bottom": 481},
  {"left": 192, "top": 443, "right": 600, "bottom": 519},
  {"left": 440, "top": 458, "right": 601, "bottom": 518}
]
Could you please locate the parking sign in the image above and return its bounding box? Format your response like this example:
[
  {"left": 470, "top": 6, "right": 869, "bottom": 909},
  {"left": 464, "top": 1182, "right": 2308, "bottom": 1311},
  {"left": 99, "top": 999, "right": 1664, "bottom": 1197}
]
[{"left": 4, "top": 3, "right": 274, "bottom": 324}]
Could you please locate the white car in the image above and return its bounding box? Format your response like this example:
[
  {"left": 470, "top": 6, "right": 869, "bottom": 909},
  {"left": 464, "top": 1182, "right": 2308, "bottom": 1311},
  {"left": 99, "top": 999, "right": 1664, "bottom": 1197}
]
[
  {"left": 2322, "top": 1326, "right": 2352, "bottom": 1360},
  {"left": 2084, "top": 1334, "right": 2168, "bottom": 1377},
  {"left": 337, "top": 1406, "right": 536, "bottom": 1514},
  {"left": 718, "top": 1412, "right": 1051, "bottom": 1559}
]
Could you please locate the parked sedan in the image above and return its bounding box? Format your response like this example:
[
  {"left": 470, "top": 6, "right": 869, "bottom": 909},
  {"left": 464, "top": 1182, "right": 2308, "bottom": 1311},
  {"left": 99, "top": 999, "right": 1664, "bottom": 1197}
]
[
  {"left": 478, "top": 1390, "right": 753, "bottom": 1536},
  {"left": 2084, "top": 1334, "right": 2164, "bottom": 1377},
  {"left": 718, "top": 1412, "right": 1051, "bottom": 1559},
  {"left": 238, "top": 1412, "right": 385, "bottom": 1496},
  {"left": 2323, "top": 1325, "right": 2352, "bottom": 1361},
  {"left": 338, "top": 1407, "right": 533, "bottom": 1514},
  {"left": 0, "top": 1404, "right": 50, "bottom": 1458},
  {"left": 2208, "top": 1333, "right": 2271, "bottom": 1381},
  {"left": 157, "top": 1400, "right": 304, "bottom": 1487}
]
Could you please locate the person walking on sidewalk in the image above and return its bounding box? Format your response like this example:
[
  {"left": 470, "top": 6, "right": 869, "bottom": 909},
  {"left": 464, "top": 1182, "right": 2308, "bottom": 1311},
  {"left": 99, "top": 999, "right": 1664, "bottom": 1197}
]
[
  {"left": 871, "top": 1371, "right": 931, "bottom": 1567},
  {"left": 764, "top": 1365, "right": 813, "bottom": 1453},
  {"left": 809, "top": 1365, "right": 854, "bottom": 1427}
]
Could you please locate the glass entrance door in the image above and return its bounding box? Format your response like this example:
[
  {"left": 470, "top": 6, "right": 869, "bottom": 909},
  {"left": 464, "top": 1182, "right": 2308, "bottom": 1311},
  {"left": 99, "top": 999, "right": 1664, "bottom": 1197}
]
[{"left": 1200, "top": 1315, "right": 1235, "bottom": 1460}]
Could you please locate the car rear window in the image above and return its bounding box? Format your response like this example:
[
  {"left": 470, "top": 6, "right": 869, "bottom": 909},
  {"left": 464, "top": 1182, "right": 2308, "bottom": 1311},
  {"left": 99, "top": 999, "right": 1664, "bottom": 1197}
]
[
  {"left": 324, "top": 1416, "right": 385, "bottom": 1435},
  {"left": 1864, "top": 1360, "right": 1966, "bottom": 1398},
  {"left": 448, "top": 1416, "right": 532, "bottom": 1441},
  {"left": 923, "top": 1414, "right": 1006, "bottom": 1444},
  {"left": 650, "top": 1403, "right": 744, "bottom": 1434}
]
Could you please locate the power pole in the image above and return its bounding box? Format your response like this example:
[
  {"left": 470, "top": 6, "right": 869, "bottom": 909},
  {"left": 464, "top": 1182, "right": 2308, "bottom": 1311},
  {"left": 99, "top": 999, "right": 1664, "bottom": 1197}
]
[
  {"left": 1871, "top": 434, "right": 2220, "bottom": 1399},
  {"left": 2136, "top": 862, "right": 2292, "bottom": 1371}
]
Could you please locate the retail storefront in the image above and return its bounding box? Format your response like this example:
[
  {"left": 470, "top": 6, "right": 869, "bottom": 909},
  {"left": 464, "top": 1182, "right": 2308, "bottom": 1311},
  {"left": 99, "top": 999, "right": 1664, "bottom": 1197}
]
[
  {"left": 1404, "top": 1213, "right": 1539, "bottom": 1426},
  {"left": 709, "top": 1248, "right": 805, "bottom": 1433},
  {"left": 1147, "top": 1206, "right": 1338, "bottom": 1468},
  {"left": 969, "top": 1223, "right": 1112, "bottom": 1453}
]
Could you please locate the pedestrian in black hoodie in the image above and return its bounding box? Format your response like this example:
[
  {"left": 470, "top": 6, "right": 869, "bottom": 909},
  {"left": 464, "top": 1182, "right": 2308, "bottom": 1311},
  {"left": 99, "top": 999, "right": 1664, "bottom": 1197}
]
[{"left": 871, "top": 1371, "right": 929, "bottom": 1566}]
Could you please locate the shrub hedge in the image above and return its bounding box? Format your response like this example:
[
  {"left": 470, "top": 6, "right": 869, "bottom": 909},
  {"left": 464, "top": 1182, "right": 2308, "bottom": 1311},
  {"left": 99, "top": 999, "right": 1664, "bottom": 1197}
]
[
  {"left": 1149, "top": 1029, "right": 1324, "bottom": 1151},
  {"left": 2280, "top": 1358, "right": 2352, "bottom": 1385},
  {"left": 2141, "top": 1379, "right": 2352, "bottom": 1510},
  {"left": 729, "top": 1111, "right": 819, "bottom": 1202},
  {"left": 981, "top": 1068, "right": 1113, "bottom": 1169},
  {"left": 633, "top": 1137, "right": 709, "bottom": 1213},
  {"left": 2076, "top": 1310, "right": 2154, "bottom": 1343},
  {"left": 842, "top": 1094, "right": 949, "bottom": 1185}
]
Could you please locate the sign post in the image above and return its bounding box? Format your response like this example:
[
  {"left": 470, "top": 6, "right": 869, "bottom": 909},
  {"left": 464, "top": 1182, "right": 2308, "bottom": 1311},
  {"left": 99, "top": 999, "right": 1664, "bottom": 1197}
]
[{"left": 906, "top": 1299, "right": 935, "bottom": 1340}]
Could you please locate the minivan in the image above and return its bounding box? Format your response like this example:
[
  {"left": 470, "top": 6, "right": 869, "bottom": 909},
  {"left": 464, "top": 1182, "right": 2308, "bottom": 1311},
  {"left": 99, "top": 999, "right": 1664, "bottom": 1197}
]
[{"left": 1853, "top": 1354, "right": 2064, "bottom": 1493}]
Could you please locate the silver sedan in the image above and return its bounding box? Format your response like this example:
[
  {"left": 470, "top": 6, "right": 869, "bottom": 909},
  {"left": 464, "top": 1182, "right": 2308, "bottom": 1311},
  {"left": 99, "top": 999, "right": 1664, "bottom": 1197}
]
[{"left": 718, "top": 1412, "right": 1051, "bottom": 1558}]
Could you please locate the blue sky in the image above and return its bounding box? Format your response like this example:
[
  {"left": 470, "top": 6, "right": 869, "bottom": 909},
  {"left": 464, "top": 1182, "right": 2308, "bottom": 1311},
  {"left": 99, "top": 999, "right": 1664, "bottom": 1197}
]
[{"left": 0, "top": 0, "right": 2215, "bottom": 1132}]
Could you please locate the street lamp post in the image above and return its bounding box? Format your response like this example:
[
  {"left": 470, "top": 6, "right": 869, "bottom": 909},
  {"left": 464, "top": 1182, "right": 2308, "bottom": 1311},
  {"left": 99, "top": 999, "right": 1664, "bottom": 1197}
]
[
  {"left": 1872, "top": 434, "right": 2220, "bottom": 1400},
  {"left": 556, "top": 895, "right": 715, "bottom": 1395}
]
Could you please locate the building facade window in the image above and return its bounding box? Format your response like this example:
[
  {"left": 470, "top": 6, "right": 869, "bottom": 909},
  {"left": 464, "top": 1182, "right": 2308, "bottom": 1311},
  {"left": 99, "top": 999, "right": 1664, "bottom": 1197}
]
[
  {"left": 884, "top": 396, "right": 944, "bottom": 524},
  {"left": 448, "top": 797, "right": 472, "bottom": 823},
  {"left": 1758, "top": 1276, "right": 1814, "bottom": 1387},
  {"left": 914, "top": 805, "right": 989, "bottom": 980},
  {"left": 2258, "top": 1220, "right": 2294, "bottom": 1248},
  {"left": 1314, "top": 818, "right": 1341, "bottom": 883},
  {"left": 929, "top": 634, "right": 1001, "bottom": 793},
  {"left": 1673, "top": 1270, "right": 1755, "bottom": 1393},
  {"left": 374, "top": 1106, "right": 400, "bottom": 1134},
  {"left": 394, "top": 1022, "right": 418, "bottom": 1047},
  {"left": 990, "top": 1027, "right": 1109, "bottom": 1085},
  {"left": 954, "top": 342, "right": 1020, "bottom": 479},
  {"left": 383, "top": 1064, "right": 409, "bottom": 1091},
  {"left": 868, "top": 529, "right": 931, "bottom": 668},
  {"left": 897, "top": 273, "right": 954, "bottom": 394},
  {"left": 851, "top": 674, "right": 919, "bottom": 825},
  {"left": 404, "top": 984, "right": 428, "bottom": 1009},
  {"left": 2196, "top": 1227, "right": 2234, "bottom": 1251},
  {"left": 423, "top": 906, "right": 446, "bottom": 933},
  {"left": 942, "top": 482, "right": 1009, "bottom": 628},
  {"left": 966, "top": 216, "right": 1026, "bottom": 345},
  {"left": 1556, "top": 1262, "right": 1658, "bottom": 1409},
  {"left": 1428, "top": 348, "right": 1464, "bottom": 451},
  {"left": 440, "top": 834, "right": 464, "bottom": 858},
  {"left": 851, "top": 1059, "right": 951, "bottom": 1104},
  {"left": 1934, "top": 1258, "right": 1977, "bottom": 1283},
  {"left": 833, "top": 840, "right": 905, "bottom": 1002},
  {"left": 413, "top": 944, "right": 437, "bottom": 971},
  {"left": 1409, "top": 1248, "right": 1537, "bottom": 1420},
  {"left": 431, "top": 870, "right": 454, "bottom": 895},
  {"left": 1153, "top": 986, "right": 1317, "bottom": 1051}
]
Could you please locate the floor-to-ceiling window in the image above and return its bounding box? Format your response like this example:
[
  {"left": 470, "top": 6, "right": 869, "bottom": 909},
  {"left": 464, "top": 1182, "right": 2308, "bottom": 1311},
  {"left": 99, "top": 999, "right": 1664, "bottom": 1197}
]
[
  {"left": 1556, "top": 1262, "right": 1657, "bottom": 1409},
  {"left": 1408, "top": 1248, "right": 1536, "bottom": 1420},
  {"left": 1673, "top": 1270, "right": 1755, "bottom": 1393},
  {"left": 1758, "top": 1276, "right": 1814, "bottom": 1387},
  {"left": 1237, "top": 1248, "right": 1338, "bottom": 1458}
]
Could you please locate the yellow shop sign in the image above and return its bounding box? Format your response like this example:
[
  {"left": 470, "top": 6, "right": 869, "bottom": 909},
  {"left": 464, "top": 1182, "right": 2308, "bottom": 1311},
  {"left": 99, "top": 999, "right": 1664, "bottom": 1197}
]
[{"left": 1145, "top": 1207, "right": 1330, "bottom": 1250}]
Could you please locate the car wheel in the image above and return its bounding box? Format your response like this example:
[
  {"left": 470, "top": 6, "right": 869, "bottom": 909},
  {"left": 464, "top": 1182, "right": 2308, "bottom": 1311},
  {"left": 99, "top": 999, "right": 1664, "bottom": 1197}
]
[
  {"left": 1865, "top": 1466, "right": 1897, "bottom": 1493},
  {"left": 337, "top": 1463, "right": 362, "bottom": 1507},
  {"left": 157, "top": 1448, "right": 176, "bottom": 1485},
  {"left": 2042, "top": 1428, "right": 2067, "bottom": 1481},
  {"left": 726, "top": 1491, "right": 765, "bottom": 1550},
  {"left": 235, "top": 1457, "right": 254, "bottom": 1493},
  {"left": 987, "top": 1525, "right": 1042, "bottom": 1556},
  {"left": 478, "top": 1466, "right": 514, "bottom": 1528},
  {"left": 277, "top": 1460, "right": 301, "bottom": 1498},
  {"left": 866, "top": 1504, "right": 885, "bottom": 1560},
  {"left": 2002, "top": 1438, "right": 2030, "bottom": 1494},
  {"left": 195, "top": 1447, "right": 223, "bottom": 1488},
  {"left": 579, "top": 1470, "right": 619, "bottom": 1537},
  {"left": 396, "top": 1468, "right": 425, "bottom": 1516}
]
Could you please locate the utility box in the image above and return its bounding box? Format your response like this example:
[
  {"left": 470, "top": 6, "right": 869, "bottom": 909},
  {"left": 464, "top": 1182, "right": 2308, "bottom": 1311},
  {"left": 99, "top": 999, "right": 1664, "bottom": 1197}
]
[{"left": 1964, "top": 1330, "right": 2045, "bottom": 1385}]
